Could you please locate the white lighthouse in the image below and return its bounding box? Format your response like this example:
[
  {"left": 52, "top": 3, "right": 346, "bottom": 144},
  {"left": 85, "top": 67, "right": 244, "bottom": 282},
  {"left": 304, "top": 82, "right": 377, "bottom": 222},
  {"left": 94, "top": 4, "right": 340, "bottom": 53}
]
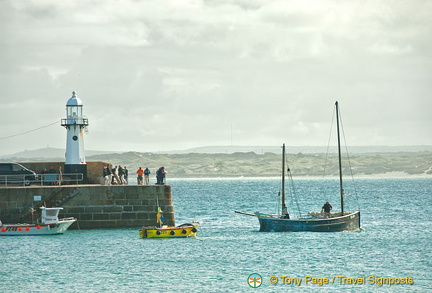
[{"left": 61, "top": 91, "right": 89, "bottom": 182}]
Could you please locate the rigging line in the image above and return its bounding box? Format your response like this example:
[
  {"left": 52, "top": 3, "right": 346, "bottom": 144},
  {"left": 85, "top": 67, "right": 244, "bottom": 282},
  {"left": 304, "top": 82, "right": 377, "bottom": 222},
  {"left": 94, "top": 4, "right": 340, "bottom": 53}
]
[
  {"left": 322, "top": 106, "right": 336, "bottom": 178},
  {"left": 286, "top": 155, "right": 302, "bottom": 218},
  {"left": 276, "top": 191, "right": 280, "bottom": 217},
  {"left": 0, "top": 120, "right": 60, "bottom": 141},
  {"left": 338, "top": 105, "right": 361, "bottom": 212},
  {"left": 289, "top": 172, "right": 302, "bottom": 218}
]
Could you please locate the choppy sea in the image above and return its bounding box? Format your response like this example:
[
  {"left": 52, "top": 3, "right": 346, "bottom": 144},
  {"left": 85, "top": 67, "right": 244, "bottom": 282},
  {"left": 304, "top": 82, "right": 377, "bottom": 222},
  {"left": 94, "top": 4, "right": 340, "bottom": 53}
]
[{"left": 1, "top": 177, "right": 431, "bottom": 292}]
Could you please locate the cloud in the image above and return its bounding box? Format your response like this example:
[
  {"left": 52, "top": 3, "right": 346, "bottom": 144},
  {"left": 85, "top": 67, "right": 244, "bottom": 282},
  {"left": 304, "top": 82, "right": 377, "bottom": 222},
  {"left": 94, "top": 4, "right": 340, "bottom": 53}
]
[{"left": 0, "top": 0, "right": 431, "bottom": 155}]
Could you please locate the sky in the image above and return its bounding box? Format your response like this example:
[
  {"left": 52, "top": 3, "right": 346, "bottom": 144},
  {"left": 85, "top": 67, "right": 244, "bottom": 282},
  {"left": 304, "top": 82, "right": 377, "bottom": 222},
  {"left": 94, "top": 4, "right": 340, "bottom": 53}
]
[{"left": 1, "top": 0, "right": 431, "bottom": 156}]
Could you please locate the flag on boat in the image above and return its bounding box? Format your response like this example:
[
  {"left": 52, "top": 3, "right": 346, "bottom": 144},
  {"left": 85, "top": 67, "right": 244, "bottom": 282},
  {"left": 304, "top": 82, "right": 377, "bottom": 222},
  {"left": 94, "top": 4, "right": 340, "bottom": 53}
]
[{"left": 156, "top": 207, "right": 164, "bottom": 224}]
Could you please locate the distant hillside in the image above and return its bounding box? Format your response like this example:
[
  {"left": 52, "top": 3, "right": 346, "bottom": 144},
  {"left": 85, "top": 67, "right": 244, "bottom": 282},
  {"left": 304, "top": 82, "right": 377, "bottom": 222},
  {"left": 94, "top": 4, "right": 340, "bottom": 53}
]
[
  {"left": 88, "top": 151, "right": 432, "bottom": 178},
  {"left": 2, "top": 146, "right": 431, "bottom": 178}
]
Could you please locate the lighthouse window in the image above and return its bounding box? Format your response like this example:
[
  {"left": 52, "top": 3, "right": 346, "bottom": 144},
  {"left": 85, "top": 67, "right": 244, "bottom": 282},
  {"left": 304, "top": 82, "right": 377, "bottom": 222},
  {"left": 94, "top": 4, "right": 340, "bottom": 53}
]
[{"left": 72, "top": 135, "right": 78, "bottom": 141}]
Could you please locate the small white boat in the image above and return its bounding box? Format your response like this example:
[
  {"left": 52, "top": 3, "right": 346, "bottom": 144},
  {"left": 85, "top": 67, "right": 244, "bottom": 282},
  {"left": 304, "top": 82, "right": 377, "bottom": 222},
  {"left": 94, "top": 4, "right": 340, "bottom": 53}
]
[{"left": 0, "top": 207, "right": 76, "bottom": 236}]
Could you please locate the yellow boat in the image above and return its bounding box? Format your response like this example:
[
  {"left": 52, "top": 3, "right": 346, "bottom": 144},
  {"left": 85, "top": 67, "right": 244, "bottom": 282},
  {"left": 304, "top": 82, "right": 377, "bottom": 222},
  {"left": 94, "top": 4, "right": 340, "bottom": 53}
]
[{"left": 139, "top": 222, "right": 199, "bottom": 238}]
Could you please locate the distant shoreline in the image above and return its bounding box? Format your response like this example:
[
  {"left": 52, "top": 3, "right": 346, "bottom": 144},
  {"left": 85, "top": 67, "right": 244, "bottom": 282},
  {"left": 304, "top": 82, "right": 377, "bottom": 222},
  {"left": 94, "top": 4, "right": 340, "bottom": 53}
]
[{"left": 168, "top": 173, "right": 432, "bottom": 180}]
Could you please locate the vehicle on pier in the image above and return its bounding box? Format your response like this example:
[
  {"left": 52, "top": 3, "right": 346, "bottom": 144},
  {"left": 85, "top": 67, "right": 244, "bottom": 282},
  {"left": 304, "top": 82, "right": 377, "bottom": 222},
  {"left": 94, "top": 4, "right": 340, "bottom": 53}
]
[{"left": 0, "top": 163, "right": 38, "bottom": 186}]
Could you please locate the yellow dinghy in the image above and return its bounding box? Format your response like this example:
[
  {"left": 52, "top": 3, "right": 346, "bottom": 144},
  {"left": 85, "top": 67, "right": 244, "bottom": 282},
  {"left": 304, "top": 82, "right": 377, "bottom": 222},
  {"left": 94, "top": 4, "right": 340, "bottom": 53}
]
[{"left": 139, "top": 222, "right": 199, "bottom": 238}]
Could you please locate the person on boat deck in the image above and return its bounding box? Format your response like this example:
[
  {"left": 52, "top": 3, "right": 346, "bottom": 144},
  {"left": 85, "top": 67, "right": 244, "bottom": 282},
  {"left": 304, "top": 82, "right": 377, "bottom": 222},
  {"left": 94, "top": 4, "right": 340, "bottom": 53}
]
[
  {"left": 282, "top": 206, "right": 290, "bottom": 219},
  {"left": 322, "top": 201, "right": 333, "bottom": 216}
]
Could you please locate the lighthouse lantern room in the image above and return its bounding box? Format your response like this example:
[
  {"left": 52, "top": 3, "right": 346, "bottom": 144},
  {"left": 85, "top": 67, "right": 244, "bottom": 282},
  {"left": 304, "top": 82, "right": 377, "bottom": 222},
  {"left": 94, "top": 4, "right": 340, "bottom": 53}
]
[{"left": 61, "top": 91, "right": 89, "bottom": 183}]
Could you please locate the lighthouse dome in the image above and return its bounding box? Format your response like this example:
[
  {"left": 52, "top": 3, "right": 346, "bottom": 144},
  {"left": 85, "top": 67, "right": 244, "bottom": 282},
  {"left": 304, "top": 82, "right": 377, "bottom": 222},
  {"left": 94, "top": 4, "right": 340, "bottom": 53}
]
[{"left": 66, "top": 91, "right": 83, "bottom": 106}]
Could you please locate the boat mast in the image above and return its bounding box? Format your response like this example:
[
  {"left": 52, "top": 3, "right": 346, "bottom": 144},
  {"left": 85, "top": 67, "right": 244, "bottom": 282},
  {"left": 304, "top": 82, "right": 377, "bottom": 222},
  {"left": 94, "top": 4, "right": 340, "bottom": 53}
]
[
  {"left": 281, "top": 144, "right": 288, "bottom": 217},
  {"left": 335, "top": 101, "right": 344, "bottom": 214}
]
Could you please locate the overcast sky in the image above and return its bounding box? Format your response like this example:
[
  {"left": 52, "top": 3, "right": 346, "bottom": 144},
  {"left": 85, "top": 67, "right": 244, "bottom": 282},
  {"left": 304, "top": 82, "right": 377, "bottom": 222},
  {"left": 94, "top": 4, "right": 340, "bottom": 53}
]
[{"left": 1, "top": 0, "right": 431, "bottom": 155}]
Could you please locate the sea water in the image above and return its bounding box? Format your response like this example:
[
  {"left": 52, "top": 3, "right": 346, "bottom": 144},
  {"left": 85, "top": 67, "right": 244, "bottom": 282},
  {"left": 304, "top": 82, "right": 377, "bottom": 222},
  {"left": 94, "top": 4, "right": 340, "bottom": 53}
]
[{"left": 1, "top": 178, "right": 431, "bottom": 292}]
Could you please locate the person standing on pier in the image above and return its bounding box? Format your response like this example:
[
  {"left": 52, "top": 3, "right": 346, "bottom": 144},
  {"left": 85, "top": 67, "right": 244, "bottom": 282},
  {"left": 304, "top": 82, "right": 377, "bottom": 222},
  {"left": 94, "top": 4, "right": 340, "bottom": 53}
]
[
  {"left": 123, "top": 166, "right": 129, "bottom": 184},
  {"left": 136, "top": 167, "right": 144, "bottom": 185},
  {"left": 118, "top": 166, "right": 125, "bottom": 184},
  {"left": 103, "top": 165, "right": 112, "bottom": 185},
  {"left": 156, "top": 166, "right": 166, "bottom": 185},
  {"left": 162, "top": 167, "right": 166, "bottom": 184},
  {"left": 144, "top": 167, "right": 150, "bottom": 185},
  {"left": 57, "top": 167, "right": 63, "bottom": 186}
]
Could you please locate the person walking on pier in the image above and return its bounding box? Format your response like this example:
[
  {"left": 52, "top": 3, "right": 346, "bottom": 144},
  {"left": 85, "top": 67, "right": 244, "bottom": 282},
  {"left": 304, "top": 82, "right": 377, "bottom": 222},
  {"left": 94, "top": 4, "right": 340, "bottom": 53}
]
[
  {"left": 111, "top": 166, "right": 121, "bottom": 185},
  {"left": 118, "top": 165, "right": 126, "bottom": 185}
]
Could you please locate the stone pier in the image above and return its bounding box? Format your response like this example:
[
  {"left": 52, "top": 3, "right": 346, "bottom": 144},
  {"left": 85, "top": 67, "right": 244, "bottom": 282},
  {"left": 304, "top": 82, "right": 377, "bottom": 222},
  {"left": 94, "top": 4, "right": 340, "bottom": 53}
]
[{"left": 0, "top": 185, "right": 175, "bottom": 229}]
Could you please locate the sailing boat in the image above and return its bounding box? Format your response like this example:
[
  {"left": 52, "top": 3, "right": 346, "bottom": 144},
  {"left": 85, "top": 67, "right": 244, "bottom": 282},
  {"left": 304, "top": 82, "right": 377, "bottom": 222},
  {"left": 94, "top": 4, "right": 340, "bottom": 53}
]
[{"left": 236, "top": 101, "right": 360, "bottom": 232}]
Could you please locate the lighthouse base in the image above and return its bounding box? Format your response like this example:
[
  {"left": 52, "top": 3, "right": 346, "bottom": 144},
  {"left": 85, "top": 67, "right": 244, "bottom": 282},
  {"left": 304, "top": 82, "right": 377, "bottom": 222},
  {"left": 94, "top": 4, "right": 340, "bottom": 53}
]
[{"left": 64, "top": 164, "right": 88, "bottom": 184}]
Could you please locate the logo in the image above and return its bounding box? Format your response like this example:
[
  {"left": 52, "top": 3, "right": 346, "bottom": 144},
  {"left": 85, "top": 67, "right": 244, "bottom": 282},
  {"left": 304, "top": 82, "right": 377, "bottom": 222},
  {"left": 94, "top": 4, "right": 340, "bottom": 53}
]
[{"left": 248, "top": 273, "right": 262, "bottom": 288}]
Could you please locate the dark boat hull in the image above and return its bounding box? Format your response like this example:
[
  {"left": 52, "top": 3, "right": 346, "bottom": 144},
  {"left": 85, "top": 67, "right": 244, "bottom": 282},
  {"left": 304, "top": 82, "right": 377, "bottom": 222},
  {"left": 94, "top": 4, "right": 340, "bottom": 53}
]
[{"left": 258, "top": 211, "right": 360, "bottom": 232}]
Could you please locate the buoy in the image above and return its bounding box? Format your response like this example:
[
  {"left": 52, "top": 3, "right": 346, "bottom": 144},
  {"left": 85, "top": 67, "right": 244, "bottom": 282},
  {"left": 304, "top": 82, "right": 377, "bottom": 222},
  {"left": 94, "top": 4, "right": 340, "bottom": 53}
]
[
  {"left": 1, "top": 228, "right": 5, "bottom": 232},
  {"left": 37, "top": 225, "right": 41, "bottom": 229},
  {"left": 26, "top": 227, "right": 30, "bottom": 231},
  {"left": 18, "top": 227, "right": 22, "bottom": 231}
]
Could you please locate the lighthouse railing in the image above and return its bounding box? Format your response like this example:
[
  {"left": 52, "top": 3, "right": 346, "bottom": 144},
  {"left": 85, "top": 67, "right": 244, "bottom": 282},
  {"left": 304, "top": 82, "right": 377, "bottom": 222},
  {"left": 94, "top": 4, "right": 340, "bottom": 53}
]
[{"left": 61, "top": 118, "right": 89, "bottom": 126}]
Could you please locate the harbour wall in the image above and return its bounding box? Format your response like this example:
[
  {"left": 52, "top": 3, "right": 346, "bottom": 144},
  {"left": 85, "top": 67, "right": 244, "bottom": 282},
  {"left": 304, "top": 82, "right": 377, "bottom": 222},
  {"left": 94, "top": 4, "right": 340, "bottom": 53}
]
[
  {"left": 19, "top": 161, "right": 110, "bottom": 184},
  {"left": 0, "top": 185, "right": 175, "bottom": 229}
]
